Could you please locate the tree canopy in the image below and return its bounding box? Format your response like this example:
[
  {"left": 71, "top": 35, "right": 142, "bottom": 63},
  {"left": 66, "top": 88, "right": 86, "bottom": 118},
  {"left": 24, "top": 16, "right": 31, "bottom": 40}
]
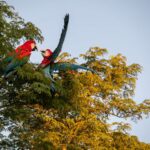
[{"left": 0, "top": 1, "right": 150, "bottom": 149}]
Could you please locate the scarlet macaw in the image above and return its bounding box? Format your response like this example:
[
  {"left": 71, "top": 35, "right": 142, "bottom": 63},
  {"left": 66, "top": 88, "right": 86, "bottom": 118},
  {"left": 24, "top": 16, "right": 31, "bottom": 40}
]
[
  {"left": 3, "top": 40, "right": 37, "bottom": 78},
  {"left": 40, "top": 14, "right": 96, "bottom": 75},
  {"left": 39, "top": 14, "right": 97, "bottom": 96}
]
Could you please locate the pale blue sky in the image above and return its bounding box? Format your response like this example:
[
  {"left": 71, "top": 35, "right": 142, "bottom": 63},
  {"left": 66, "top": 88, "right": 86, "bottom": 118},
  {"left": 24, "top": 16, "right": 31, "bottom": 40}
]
[{"left": 6, "top": 0, "right": 150, "bottom": 143}]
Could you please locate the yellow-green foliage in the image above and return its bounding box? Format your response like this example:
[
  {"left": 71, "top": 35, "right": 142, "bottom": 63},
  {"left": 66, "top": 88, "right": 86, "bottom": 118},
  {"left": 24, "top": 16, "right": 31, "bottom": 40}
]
[{"left": 1, "top": 47, "right": 149, "bottom": 149}]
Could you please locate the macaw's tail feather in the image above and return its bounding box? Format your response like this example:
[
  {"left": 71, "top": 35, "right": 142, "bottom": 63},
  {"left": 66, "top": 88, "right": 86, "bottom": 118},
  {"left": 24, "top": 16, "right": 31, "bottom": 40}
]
[
  {"left": 51, "top": 63, "right": 98, "bottom": 74},
  {"left": 4, "top": 60, "right": 26, "bottom": 78},
  {"left": 50, "top": 82, "right": 56, "bottom": 98}
]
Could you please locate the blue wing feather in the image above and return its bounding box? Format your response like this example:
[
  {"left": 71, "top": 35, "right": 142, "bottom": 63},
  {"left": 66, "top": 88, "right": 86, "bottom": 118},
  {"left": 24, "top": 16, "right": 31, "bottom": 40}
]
[{"left": 48, "top": 14, "right": 69, "bottom": 63}]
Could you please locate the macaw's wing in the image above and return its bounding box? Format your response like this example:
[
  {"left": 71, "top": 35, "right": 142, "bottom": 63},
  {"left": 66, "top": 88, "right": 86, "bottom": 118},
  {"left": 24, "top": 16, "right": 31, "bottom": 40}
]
[
  {"left": 51, "top": 63, "right": 98, "bottom": 74},
  {"left": 49, "top": 14, "right": 69, "bottom": 63}
]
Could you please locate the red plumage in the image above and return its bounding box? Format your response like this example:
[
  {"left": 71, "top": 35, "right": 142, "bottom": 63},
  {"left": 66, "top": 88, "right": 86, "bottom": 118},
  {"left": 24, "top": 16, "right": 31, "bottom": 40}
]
[
  {"left": 40, "top": 57, "right": 51, "bottom": 66},
  {"left": 15, "top": 40, "right": 36, "bottom": 59},
  {"left": 40, "top": 49, "right": 53, "bottom": 67}
]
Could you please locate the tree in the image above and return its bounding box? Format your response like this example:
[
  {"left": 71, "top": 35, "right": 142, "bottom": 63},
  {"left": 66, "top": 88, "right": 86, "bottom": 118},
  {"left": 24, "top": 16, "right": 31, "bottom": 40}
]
[{"left": 0, "top": 1, "right": 150, "bottom": 149}]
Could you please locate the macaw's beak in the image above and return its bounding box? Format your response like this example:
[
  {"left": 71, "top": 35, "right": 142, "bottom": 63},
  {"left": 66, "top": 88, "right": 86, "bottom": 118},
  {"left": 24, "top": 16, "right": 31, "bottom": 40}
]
[
  {"left": 41, "top": 50, "right": 45, "bottom": 56},
  {"left": 41, "top": 50, "right": 45, "bottom": 53},
  {"left": 32, "top": 46, "right": 38, "bottom": 51}
]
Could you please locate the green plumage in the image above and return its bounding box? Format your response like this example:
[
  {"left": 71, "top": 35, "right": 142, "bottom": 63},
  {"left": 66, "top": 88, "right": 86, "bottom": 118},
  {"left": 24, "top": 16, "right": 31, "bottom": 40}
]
[{"left": 50, "top": 63, "right": 97, "bottom": 74}]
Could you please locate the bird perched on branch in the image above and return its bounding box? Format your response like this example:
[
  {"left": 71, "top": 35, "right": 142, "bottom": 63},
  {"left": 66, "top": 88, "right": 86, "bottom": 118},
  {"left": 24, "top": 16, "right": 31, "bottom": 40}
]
[
  {"left": 39, "top": 14, "right": 97, "bottom": 96},
  {"left": 3, "top": 40, "right": 37, "bottom": 78}
]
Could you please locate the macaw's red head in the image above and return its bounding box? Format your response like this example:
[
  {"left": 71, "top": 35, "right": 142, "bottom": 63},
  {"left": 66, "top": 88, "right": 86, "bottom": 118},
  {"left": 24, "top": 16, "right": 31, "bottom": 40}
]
[
  {"left": 14, "top": 40, "right": 37, "bottom": 59},
  {"left": 41, "top": 49, "right": 53, "bottom": 57},
  {"left": 23, "top": 40, "right": 37, "bottom": 51}
]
